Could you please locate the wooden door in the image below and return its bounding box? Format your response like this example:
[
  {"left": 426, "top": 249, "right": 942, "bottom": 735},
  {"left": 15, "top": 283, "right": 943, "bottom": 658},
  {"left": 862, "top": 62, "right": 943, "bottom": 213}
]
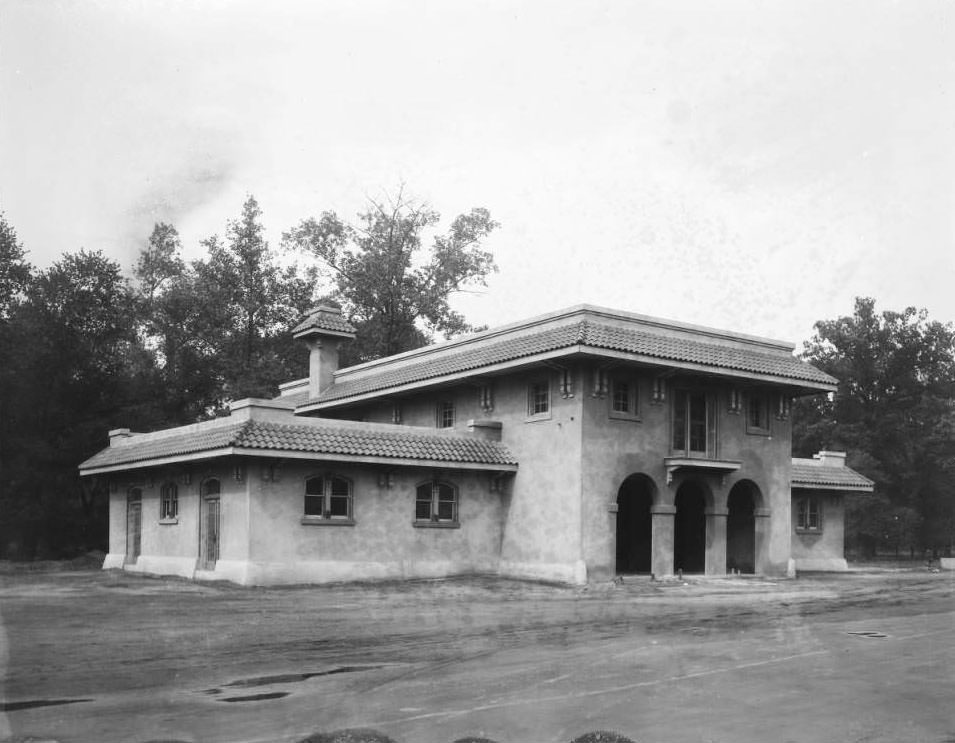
[
  {"left": 125, "top": 494, "right": 142, "bottom": 565},
  {"left": 200, "top": 497, "right": 220, "bottom": 570}
]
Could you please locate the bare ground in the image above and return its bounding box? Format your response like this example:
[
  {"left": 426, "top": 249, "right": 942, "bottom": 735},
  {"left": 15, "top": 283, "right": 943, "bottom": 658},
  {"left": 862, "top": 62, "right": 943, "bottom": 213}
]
[{"left": 0, "top": 565, "right": 952, "bottom": 743}]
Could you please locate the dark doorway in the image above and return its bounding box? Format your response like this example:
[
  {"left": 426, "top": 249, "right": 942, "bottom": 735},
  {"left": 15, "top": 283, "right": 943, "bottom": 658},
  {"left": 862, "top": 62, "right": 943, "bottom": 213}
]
[
  {"left": 727, "top": 481, "right": 757, "bottom": 574},
  {"left": 674, "top": 481, "right": 706, "bottom": 573},
  {"left": 616, "top": 475, "right": 654, "bottom": 574}
]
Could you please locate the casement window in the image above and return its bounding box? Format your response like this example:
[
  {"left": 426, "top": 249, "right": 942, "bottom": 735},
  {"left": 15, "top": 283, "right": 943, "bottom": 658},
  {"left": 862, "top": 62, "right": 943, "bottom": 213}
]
[
  {"left": 159, "top": 482, "right": 178, "bottom": 520},
  {"left": 415, "top": 481, "right": 458, "bottom": 525},
  {"left": 746, "top": 391, "right": 771, "bottom": 434},
  {"left": 304, "top": 475, "right": 353, "bottom": 521},
  {"left": 672, "top": 389, "right": 716, "bottom": 457},
  {"left": 610, "top": 376, "right": 639, "bottom": 419},
  {"left": 796, "top": 496, "right": 822, "bottom": 531},
  {"left": 527, "top": 378, "right": 550, "bottom": 417},
  {"left": 436, "top": 401, "right": 455, "bottom": 428}
]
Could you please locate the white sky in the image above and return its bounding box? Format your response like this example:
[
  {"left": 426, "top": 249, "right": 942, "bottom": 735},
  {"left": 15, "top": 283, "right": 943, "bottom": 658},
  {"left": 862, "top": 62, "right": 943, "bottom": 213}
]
[{"left": 1, "top": 0, "right": 953, "bottom": 345}]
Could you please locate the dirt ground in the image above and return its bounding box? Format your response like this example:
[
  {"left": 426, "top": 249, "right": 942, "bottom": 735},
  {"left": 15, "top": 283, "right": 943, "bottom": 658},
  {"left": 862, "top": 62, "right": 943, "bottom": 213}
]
[{"left": 0, "top": 564, "right": 953, "bottom": 743}]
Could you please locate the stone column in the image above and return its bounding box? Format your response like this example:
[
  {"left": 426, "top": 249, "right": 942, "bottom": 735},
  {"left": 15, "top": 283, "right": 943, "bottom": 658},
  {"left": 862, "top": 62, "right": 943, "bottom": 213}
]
[
  {"left": 754, "top": 507, "right": 772, "bottom": 575},
  {"left": 705, "top": 507, "right": 728, "bottom": 575},
  {"left": 650, "top": 504, "right": 676, "bottom": 578}
]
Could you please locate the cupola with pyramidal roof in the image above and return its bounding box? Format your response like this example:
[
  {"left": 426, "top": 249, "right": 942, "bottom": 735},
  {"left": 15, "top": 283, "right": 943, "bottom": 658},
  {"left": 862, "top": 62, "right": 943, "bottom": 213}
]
[{"left": 292, "top": 303, "right": 356, "bottom": 399}]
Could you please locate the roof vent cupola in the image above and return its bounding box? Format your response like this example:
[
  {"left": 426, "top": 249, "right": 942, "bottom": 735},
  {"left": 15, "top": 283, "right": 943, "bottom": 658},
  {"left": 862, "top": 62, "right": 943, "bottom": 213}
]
[{"left": 292, "top": 303, "right": 356, "bottom": 400}]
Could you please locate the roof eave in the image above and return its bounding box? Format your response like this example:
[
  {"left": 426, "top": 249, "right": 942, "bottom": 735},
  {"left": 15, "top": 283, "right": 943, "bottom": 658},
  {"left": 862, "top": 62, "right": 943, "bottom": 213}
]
[
  {"left": 79, "top": 446, "right": 518, "bottom": 476},
  {"left": 298, "top": 345, "right": 837, "bottom": 412}
]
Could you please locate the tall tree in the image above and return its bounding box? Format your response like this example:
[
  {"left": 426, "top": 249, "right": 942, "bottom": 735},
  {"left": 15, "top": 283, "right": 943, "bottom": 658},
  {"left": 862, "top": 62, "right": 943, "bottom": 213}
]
[
  {"left": 793, "top": 297, "right": 955, "bottom": 555},
  {"left": 284, "top": 189, "right": 498, "bottom": 363}
]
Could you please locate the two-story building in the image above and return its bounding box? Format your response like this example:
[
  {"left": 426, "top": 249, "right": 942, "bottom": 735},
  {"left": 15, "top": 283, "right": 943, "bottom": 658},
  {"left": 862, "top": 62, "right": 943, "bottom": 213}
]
[{"left": 80, "top": 304, "right": 845, "bottom": 585}]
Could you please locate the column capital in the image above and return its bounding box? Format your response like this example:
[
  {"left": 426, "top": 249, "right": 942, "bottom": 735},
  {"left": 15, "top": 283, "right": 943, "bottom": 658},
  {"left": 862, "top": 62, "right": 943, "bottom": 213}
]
[
  {"left": 754, "top": 507, "right": 772, "bottom": 518},
  {"left": 650, "top": 504, "right": 676, "bottom": 515},
  {"left": 705, "top": 507, "right": 729, "bottom": 517}
]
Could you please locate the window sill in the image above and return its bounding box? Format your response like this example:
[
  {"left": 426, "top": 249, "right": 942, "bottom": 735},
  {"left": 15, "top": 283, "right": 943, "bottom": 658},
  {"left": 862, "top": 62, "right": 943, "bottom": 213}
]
[
  {"left": 159, "top": 518, "right": 179, "bottom": 525},
  {"left": 795, "top": 527, "right": 823, "bottom": 535},
  {"left": 746, "top": 426, "right": 771, "bottom": 437},
  {"left": 524, "top": 412, "right": 552, "bottom": 423},
  {"left": 609, "top": 411, "right": 641, "bottom": 422},
  {"left": 412, "top": 521, "right": 460, "bottom": 529},
  {"left": 301, "top": 517, "right": 355, "bottom": 527}
]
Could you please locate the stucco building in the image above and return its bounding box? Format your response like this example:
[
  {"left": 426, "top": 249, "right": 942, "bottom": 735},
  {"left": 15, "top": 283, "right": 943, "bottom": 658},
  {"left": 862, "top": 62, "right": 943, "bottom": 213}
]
[{"left": 80, "top": 304, "right": 869, "bottom": 585}]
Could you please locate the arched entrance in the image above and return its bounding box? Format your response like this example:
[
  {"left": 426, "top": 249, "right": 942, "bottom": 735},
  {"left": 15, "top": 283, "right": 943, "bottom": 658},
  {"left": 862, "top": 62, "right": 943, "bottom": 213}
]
[
  {"left": 615, "top": 474, "right": 654, "bottom": 574},
  {"left": 674, "top": 481, "right": 707, "bottom": 573},
  {"left": 727, "top": 480, "right": 759, "bottom": 574}
]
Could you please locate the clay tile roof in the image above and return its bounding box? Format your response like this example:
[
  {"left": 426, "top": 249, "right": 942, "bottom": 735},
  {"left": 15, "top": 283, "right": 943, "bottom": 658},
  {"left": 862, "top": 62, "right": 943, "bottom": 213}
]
[
  {"left": 791, "top": 460, "right": 874, "bottom": 491},
  {"left": 311, "top": 319, "right": 836, "bottom": 405},
  {"left": 292, "top": 305, "right": 356, "bottom": 337},
  {"left": 79, "top": 419, "right": 517, "bottom": 472}
]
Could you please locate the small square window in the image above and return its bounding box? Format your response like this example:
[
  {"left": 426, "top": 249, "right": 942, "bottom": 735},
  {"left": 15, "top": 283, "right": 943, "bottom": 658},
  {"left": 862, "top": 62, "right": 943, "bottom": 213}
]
[
  {"left": 437, "top": 401, "right": 455, "bottom": 428},
  {"left": 610, "top": 377, "right": 639, "bottom": 419},
  {"left": 527, "top": 379, "right": 550, "bottom": 417},
  {"left": 415, "top": 481, "right": 458, "bottom": 525},
  {"left": 303, "top": 475, "right": 353, "bottom": 522}
]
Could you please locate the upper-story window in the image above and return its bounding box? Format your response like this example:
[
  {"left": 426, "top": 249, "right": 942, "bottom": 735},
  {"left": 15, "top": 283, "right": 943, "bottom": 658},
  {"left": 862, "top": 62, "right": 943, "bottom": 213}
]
[
  {"left": 672, "top": 389, "right": 715, "bottom": 457},
  {"left": 610, "top": 376, "right": 639, "bottom": 419},
  {"left": 437, "top": 401, "right": 455, "bottom": 428},
  {"left": 746, "top": 391, "right": 771, "bottom": 434},
  {"left": 160, "top": 482, "right": 178, "bottom": 520},
  {"left": 527, "top": 378, "right": 550, "bottom": 417}
]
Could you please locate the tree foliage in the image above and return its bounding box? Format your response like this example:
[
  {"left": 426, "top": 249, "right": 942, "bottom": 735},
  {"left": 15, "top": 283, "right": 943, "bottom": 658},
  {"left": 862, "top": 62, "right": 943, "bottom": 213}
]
[
  {"left": 793, "top": 297, "right": 955, "bottom": 555},
  {"left": 284, "top": 190, "right": 498, "bottom": 363}
]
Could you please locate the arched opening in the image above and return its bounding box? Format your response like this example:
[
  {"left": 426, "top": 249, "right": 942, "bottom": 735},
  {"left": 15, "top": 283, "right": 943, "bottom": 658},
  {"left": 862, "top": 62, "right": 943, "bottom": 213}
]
[
  {"left": 615, "top": 474, "right": 654, "bottom": 574},
  {"left": 727, "top": 480, "right": 759, "bottom": 574},
  {"left": 674, "top": 481, "right": 707, "bottom": 574}
]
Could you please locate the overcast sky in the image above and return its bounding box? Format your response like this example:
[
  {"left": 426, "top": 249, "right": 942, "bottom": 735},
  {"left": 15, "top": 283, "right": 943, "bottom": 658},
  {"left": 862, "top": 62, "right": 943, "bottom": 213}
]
[{"left": 1, "top": 0, "right": 952, "bottom": 345}]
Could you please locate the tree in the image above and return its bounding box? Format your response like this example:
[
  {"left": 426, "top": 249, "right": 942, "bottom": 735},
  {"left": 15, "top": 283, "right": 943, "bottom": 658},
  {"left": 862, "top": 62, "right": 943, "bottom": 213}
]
[
  {"left": 0, "top": 212, "right": 31, "bottom": 319},
  {"left": 284, "top": 189, "right": 498, "bottom": 363},
  {"left": 793, "top": 297, "right": 955, "bottom": 555},
  {"left": 1, "top": 250, "right": 160, "bottom": 557}
]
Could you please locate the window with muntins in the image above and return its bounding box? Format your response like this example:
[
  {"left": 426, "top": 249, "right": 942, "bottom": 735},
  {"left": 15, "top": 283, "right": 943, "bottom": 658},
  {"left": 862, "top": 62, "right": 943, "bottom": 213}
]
[
  {"left": 160, "top": 482, "right": 178, "bottom": 519},
  {"left": 796, "top": 496, "right": 822, "bottom": 531},
  {"left": 527, "top": 379, "right": 550, "bottom": 417},
  {"left": 610, "top": 376, "right": 639, "bottom": 418},
  {"left": 304, "top": 475, "right": 353, "bottom": 520},
  {"left": 437, "top": 401, "right": 455, "bottom": 428},
  {"left": 672, "top": 389, "right": 715, "bottom": 456},
  {"left": 415, "top": 481, "right": 458, "bottom": 524}
]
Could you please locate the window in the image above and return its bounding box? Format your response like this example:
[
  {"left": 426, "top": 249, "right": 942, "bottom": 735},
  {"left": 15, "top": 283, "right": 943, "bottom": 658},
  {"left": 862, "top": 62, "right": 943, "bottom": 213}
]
[
  {"left": 796, "top": 496, "right": 822, "bottom": 531},
  {"left": 415, "top": 481, "right": 458, "bottom": 525},
  {"left": 201, "top": 478, "right": 220, "bottom": 497},
  {"left": 610, "top": 376, "right": 639, "bottom": 419},
  {"left": 304, "top": 475, "right": 353, "bottom": 521},
  {"left": 437, "top": 401, "right": 455, "bottom": 428},
  {"left": 672, "top": 389, "right": 715, "bottom": 456},
  {"left": 160, "top": 482, "right": 178, "bottom": 520},
  {"left": 746, "top": 391, "right": 771, "bottom": 434},
  {"left": 527, "top": 378, "right": 550, "bottom": 417}
]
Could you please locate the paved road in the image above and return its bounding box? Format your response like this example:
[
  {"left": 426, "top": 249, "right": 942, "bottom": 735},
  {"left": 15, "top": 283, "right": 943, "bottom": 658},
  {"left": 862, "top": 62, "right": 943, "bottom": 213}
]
[{"left": 1, "top": 569, "right": 952, "bottom": 743}]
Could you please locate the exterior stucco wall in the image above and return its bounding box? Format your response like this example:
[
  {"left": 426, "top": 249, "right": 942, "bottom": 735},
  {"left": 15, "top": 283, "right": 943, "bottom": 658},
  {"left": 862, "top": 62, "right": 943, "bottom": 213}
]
[
  {"left": 246, "top": 463, "right": 503, "bottom": 584},
  {"left": 331, "top": 368, "right": 586, "bottom": 583},
  {"left": 579, "top": 370, "right": 794, "bottom": 579},
  {"left": 791, "top": 491, "right": 848, "bottom": 571},
  {"left": 104, "top": 462, "right": 251, "bottom": 581}
]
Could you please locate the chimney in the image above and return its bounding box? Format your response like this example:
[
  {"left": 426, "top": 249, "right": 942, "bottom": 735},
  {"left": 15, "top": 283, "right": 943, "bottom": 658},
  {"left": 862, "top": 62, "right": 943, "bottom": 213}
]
[
  {"left": 292, "top": 303, "right": 356, "bottom": 399},
  {"left": 815, "top": 451, "right": 847, "bottom": 468},
  {"left": 108, "top": 428, "right": 134, "bottom": 446}
]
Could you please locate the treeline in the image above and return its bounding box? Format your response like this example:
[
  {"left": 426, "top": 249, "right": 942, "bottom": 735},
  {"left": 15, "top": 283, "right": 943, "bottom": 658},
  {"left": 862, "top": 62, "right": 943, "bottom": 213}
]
[
  {"left": 0, "top": 192, "right": 498, "bottom": 558},
  {"left": 794, "top": 298, "right": 955, "bottom": 558}
]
